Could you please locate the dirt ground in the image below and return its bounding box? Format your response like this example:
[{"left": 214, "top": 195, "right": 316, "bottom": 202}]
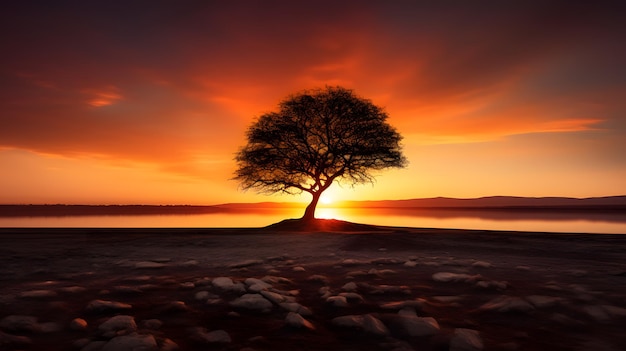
[{"left": 0, "top": 226, "right": 625, "bottom": 350}]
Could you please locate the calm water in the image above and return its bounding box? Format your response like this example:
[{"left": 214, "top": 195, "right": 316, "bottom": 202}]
[{"left": 1, "top": 207, "right": 625, "bottom": 234}]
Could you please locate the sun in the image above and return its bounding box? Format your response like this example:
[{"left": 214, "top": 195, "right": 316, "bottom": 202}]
[{"left": 319, "top": 193, "right": 333, "bottom": 205}]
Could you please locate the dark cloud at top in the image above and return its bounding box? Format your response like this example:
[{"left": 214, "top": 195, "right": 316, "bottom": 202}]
[{"left": 1, "top": 0, "right": 625, "bottom": 166}]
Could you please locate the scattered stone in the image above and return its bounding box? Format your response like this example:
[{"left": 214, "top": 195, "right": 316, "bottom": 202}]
[
  {"left": 245, "top": 278, "right": 272, "bottom": 292},
  {"left": 346, "top": 270, "right": 369, "bottom": 278},
  {"left": 339, "top": 259, "right": 363, "bottom": 266},
  {"left": 319, "top": 286, "right": 332, "bottom": 299},
  {"left": 160, "top": 338, "right": 179, "bottom": 351},
  {"left": 59, "top": 286, "right": 87, "bottom": 294},
  {"left": 191, "top": 328, "right": 232, "bottom": 344},
  {"left": 339, "top": 292, "right": 365, "bottom": 303},
  {"left": 365, "top": 284, "right": 411, "bottom": 295},
  {"left": 260, "top": 290, "right": 292, "bottom": 304},
  {"left": 279, "top": 302, "right": 313, "bottom": 316},
  {"left": 371, "top": 258, "right": 401, "bottom": 265},
  {"left": 181, "top": 259, "right": 199, "bottom": 266},
  {"left": 70, "top": 318, "right": 88, "bottom": 331},
  {"left": 450, "top": 328, "right": 484, "bottom": 351},
  {"left": 342, "top": 282, "right": 358, "bottom": 292},
  {"left": 179, "top": 282, "right": 195, "bottom": 290},
  {"left": 101, "top": 333, "right": 158, "bottom": 351},
  {"left": 404, "top": 261, "right": 419, "bottom": 267},
  {"left": 332, "top": 314, "right": 389, "bottom": 336},
  {"left": 163, "top": 301, "right": 189, "bottom": 313},
  {"left": 379, "top": 299, "right": 426, "bottom": 311},
  {"left": 515, "top": 265, "right": 531, "bottom": 271},
  {"left": 19, "top": 289, "right": 58, "bottom": 299},
  {"left": 229, "top": 294, "right": 273, "bottom": 313},
  {"left": 480, "top": 296, "right": 535, "bottom": 313},
  {"left": 472, "top": 261, "right": 492, "bottom": 268},
  {"left": 0, "top": 315, "right": 39, "bottom": 333},
  {"left": 140, "top": 319, "right": 163, "bottom": 330},
  {"left": 86, "top": 299, "right": 132, "bottom": 313},
  {"left": 368, "top": 268, "right": 396, "bottom": 275},
  {"left": 262, "top": 275, "right": 293, "bottom": 285},
  {"left": 395, "top": 315, "right": 440, "bottom": 337},
  {"left": 40, "top": 322, "right": 62, "bottom": 333},
  {"left": 0, "top": 331, "right": 32, "bottom": 348},
  {"left": 432, "top": 272, "right": 480, "bottom": 283},
  {"left": 228, "top": 259, "right": 263, "bottom": 268},
  {"left": 81, "top": 340, "right": 107, "bottom": 351},
  {"left": 285, "top": 312, "right": 315, "bottom": 330},
  {"left": 475, "top": 280, "right": 508, "bottom": 290},
  {"left": 213, "top": 277, "right": 235, "bottom": 290},
  {"left": 194, "top": 291, "right": 211, "bottom": 300},
  {"left": 292, "top": 266, "right": 306, "bottom": 272},
  {"left": 526, "top": 295, "right": 563, "bottom": 308},
  {"left": 134, "top": 261, "right": 167, "bottom": 269},
  {"left": 326, "top": 296, "right": 348, "bottom": 307},
  {"left": 98, "top": 315, "right": 137, "bottom": 336}
]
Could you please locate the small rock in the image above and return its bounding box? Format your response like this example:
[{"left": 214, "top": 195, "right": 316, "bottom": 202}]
[
  {"left": 163, "top": 301, "right": 189, "bottom": 313},
  {"left": 402, "top": 316, "right": 440, "bottom": 337},
  {"left": 380, "top": 299, "right": 426, "bottom": 311},
  {"left": 40, "top": 322, "right": 62, "bottom": 333},
  {"left": 230, "top": 294, "right": 273, "bottom": 313},
  {"left": 332, "top": 314, "right": 389, "bottom": 336},
  {"left": 59, "top": 286, "right": 87, "bottom": 294},
  {"left": 292, "top": 266, "right": 306, "bottom": 272},
  {"left": 191, "top": 328, "right": 232, "bottom": 344},
  {"left": 480, "top": 296, "right": 534, "bottom": 313},
  {"left": 339, "top": 292, "right": 365, "bottom": 303},
  {"left": 515, "top": 265, "right": 531, "bottom": 271},
  {"left": 228, "top": 259, "right": 263, "bottom": 268},
  {"left": 285, "top": 312, "right": 315, "bottom": 330},
  {"left": 526, "top": 295, "right": 562, "bottom": 308},
  {"left": 279, "top": 302, "right": 313, "bottom": 316},
  {"left": 475, "top": 280, "right": 508, "bottom": 290},
  {"left": 404, "top": 261, "right": 419, "bottom": 267},
  {"left": 101, "top": 333, "right": 157, "bottom": 351},
  {"left": 179, "top": 282, "right": 195, "bottom": 290},
  {"left": 342, "top": 282, "right": 358, "bottom": 292},
  {"left": 213, "top": 277, "right": 235, "bottom": 290},
  {"left": 326, "top": 296, "right": 348, "bottom": 307},
  {"left": 70, "top": 318, "right": 88, "bottom": 331},
  {"left": 0, "top": 315, "right": 39, "bottom": 333},
  {"left": 450, "top": 328, "right": 484, "bottom": 351},
  {"left": 160, "top": 338, "right": 179, "bottom": 351},
  {"left": 432, "top": 272, "right": 480, "bottom": 283},
  {"left": 0, "top": 331, "right": 32, "bottom": 347},
  {"left": 194, "top": 291, "right": 211, "bottom": 300},
  {"left": 19, "top": 289, "right": 58, "bottom": 299},
  {"left": 140, "top": 319, "right": 162, "bottom": 330},
  {"left": 472, "top": 261, "right": 492, "bottom": 268},
  {"left": 98, "top": 315, "right": 137, "bottom": 336},
  {"left": 245, "top": 278, "right": 272, "bottom": 292},
  {"left": 260, "top": 290, "right": 291, "bottom": 304},
  {"left": 86, "top": 299, "right": 132, "bottom": 313}
]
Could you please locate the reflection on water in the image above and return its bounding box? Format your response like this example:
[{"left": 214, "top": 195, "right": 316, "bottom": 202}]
[{"left": 1, "top": 207, "right": 625, "bottom": 234}]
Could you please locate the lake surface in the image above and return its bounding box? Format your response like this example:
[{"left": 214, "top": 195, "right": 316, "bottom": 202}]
[{"left": 1, "top": 207, "right": 625, "bottom": 234}]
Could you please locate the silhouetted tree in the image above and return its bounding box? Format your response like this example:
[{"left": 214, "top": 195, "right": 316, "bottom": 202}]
[{"left": 234, "top": 86, "right": 407, "bottom": 221}]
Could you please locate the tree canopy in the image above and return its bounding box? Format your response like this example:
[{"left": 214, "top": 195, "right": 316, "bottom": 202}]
[{"left": 234, "top": 86, "right": 406, "bottom": 220}]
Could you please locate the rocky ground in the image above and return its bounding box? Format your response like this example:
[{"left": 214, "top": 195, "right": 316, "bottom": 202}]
[{"left": 0, "top": 226, "right": 625, "bottom": 350}]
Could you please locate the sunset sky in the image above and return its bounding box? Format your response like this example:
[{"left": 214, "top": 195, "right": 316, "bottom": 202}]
[{"left": 1, "top": 1, "right": 625, "bottom": 205}]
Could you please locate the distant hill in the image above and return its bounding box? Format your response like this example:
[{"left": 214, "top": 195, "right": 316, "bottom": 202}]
[{"left": 337, "top": 195, "right": 626, "bottom": 209}]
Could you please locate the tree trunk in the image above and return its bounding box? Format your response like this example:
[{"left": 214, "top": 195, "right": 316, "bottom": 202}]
[{"left": 302, "top": 191, "right": 321, "bottom": 221}]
